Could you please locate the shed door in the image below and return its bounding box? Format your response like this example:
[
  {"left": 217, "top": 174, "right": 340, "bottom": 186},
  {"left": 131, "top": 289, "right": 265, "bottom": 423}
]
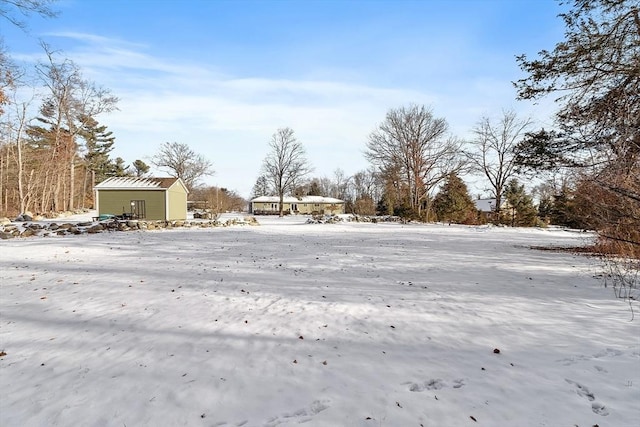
[{"left": 131, "top": 200, "right": 146, "bottom": 219}]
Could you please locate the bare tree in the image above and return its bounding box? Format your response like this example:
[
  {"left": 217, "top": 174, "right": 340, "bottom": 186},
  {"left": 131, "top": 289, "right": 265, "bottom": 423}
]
[
  {"left": 151, "top": 142, "right": 214, "bottom": 191},
  {"left": 465, "top": 110, "right": 532, "bottom": 219},
  {"left": 11, "top": 99, "right": 31, "bottom": 213},
  {"left": 32, "top": 42, "right": 118, "bottom": 211},
  {"left": 0, "top": 0, "right": 58, "bottom": 30},
  {"left": 330, "top": 168, "right": 349, "bottom": 200},
  {"left": 0, "top": 41, "right": 18, "bottom": 116},
  {"left": 261, "top": 127, "right": 312, "bottom": 217},
  {"left": 365, "top": 104, "right": 464, "bottom": 219},
  {"left": 349, "top": 168, "right": 382, "bottom": 215}
]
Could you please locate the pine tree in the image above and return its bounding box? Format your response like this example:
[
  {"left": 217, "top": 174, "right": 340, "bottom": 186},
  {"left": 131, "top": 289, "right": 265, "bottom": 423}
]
[
  {"left": 108, "top": 157, "right": 130, "bottom": 177},
  {"left": 514, "top": 0, "right": 639, "bottom": 254},
  {"left": 432, "top": 173, "right": 476, "bottom": 224},
  {"left": 504, "top": 179, "right": 537, "bottom": 227},
  {"left": 131, "top": 159, "right": 150, "bottom": 177},
  {"left": 79, "top": 116, "right": 115, "bottom": 185},
  {"left": 251, "top": 175, "right": 271, "bottom": 198}
]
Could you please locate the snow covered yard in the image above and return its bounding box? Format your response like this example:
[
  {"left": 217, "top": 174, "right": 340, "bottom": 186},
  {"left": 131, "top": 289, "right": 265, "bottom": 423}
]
[{"left": 1, "top": 217, "right": 638, "bottom": 426}]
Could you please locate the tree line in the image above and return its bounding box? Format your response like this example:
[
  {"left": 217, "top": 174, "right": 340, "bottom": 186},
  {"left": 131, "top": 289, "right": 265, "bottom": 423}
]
[
  {"left": 252, "top": 0, "right": 638, "bottom": 260},
  {"left": 1, "top": 0, "right": 637, "bottom": 259},
  {"left": 251, "top": 108, "right": 543, "bottom": 227}
]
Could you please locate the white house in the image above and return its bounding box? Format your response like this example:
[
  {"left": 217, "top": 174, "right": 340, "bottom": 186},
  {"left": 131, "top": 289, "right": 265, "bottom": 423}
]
[{"left": 250, "top": 196, "right": 345, "bottom": 215}]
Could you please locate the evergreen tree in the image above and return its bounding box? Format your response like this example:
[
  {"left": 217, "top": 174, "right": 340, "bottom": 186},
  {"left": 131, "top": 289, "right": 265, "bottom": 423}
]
[
  {"left": 514, "top": 0, "right": 639, "bottom": 254},
  {"left": 432, "top": 173, "right": 476, "bottom": 224},
  {"left": 504, "top": 179, "right": 537, "bottom": 227},
  {"left": 79, "top": 116, "right": 115, "bottom": 184},
  {"left": 537, "top": 195, "right": 553, "bottom": 224},
  {"left": 108, "top": 157, "right": 130, "bottom": 177},
  {"left": 251, "top": 175, "right": 271, "bottom": 198},
  {"left": 549, "top": 185, "right": 592, "bottom": 230},
  {"left": 131, "top": 159, "right": 150, "bottom": 177}
]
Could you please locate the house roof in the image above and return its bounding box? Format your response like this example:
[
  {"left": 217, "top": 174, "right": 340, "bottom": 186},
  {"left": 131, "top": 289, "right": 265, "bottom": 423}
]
[
  {"left": 251, "top": 196, "right": 344, "bottom": 204},
  {"left": 474, "top": 198, "right": 496, "bottom": 212},
  {"left": 95, "top": 177, "right": 186, "bottom": 191}
]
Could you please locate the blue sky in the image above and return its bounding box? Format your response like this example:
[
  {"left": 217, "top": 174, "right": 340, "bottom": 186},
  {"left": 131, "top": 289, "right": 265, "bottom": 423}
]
[{"left": 2, "top": 0, "right": 565, "bottom": 198}]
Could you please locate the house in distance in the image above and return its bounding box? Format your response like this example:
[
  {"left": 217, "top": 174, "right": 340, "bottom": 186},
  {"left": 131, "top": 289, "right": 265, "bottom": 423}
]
[
  {"left": 94, "top": 177, "right": 189, "bottom": 221},
  {"left": 250, "top": 196, "right": 345, "bottom": 215}
]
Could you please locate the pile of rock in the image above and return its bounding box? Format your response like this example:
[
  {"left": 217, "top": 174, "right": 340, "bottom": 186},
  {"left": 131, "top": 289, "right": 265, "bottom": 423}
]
[
  {"left": 306, "top": 215, "right": 348, "bottom": 224},
  {"left": 0, "top": 216, "right": 260, "bottom": 239},
  {"left": 350, "top": 215, "right": 404, "bottom": 223}
]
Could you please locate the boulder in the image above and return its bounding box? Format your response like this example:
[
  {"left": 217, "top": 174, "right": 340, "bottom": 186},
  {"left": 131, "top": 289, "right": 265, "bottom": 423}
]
[
  {"left": 14, "top": 213, "right": 32, "bottom": 222},
  {"left": 20, "top": 228, "right": 38, "bottom": 237},
  {"left": 2, "top": 225, "right": 18, "bottom": 234},
  {"left": 87, "top": 224, "right": 105, "bottom": 234}
]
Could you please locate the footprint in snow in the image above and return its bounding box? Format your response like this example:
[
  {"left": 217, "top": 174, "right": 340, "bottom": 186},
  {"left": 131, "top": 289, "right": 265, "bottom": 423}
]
[
  {"left": 591, "top": 402, "right": 610, "bottom": 416},
  {"left": 264, "top": 399, "right": 330, "bottom": 426},
  {"left": 408, "top": 378, "right": 465, "bottom": 391},
  {"left": 593, "top": 348, "right": 623, "bottom": 358},
  {"left": 566, "top": 379, "right": 609, "bottom": 416},
  {"left": 565, "top": 379, "right": 594, "bottom": 401}
]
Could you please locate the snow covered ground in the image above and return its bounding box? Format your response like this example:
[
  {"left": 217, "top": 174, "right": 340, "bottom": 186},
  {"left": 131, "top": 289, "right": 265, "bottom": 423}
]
[{"left": 1, "top": 215, "right": 638, "bottom": 426}]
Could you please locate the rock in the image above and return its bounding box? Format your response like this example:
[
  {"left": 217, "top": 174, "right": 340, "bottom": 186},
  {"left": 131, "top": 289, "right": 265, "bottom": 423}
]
[
  {"left": 0, "top": 217, "right": 11, "bottom": 226},
  {"left": 87, "top": 224, "right": 104, "bottom": 234},
  {"left": 14, "top": 213, "right": 32, "bottom": 222},
  {"left": 2, "top": 225, "right": 18, "bottom": 233},
  {"left": 20, "top": 228, "right": 38, "bottom": 237},
  {"left": 0, "top": 231, "right": 14, "bottom": 239}
]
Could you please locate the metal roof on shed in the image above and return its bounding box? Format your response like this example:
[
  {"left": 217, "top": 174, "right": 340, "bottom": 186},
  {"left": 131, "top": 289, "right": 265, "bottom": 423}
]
[{"left": 95, "top": 177, "right": 180, "bottom": 190}]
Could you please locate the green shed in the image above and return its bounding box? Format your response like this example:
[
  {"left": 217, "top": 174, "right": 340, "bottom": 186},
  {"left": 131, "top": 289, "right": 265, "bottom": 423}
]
[{"left": 94, "top": 177, "right": 189, "bottom": 221}]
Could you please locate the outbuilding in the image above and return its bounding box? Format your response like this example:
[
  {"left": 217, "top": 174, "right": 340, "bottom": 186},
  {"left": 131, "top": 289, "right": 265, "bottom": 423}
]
[{"left": 94, "top": 177, "right": 189, "bottom": 221}]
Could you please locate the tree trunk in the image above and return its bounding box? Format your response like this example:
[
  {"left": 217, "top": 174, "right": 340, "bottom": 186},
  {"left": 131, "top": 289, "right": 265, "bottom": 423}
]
[{"left": 69, "top": 155, "right": 75, "bottom": 211}]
